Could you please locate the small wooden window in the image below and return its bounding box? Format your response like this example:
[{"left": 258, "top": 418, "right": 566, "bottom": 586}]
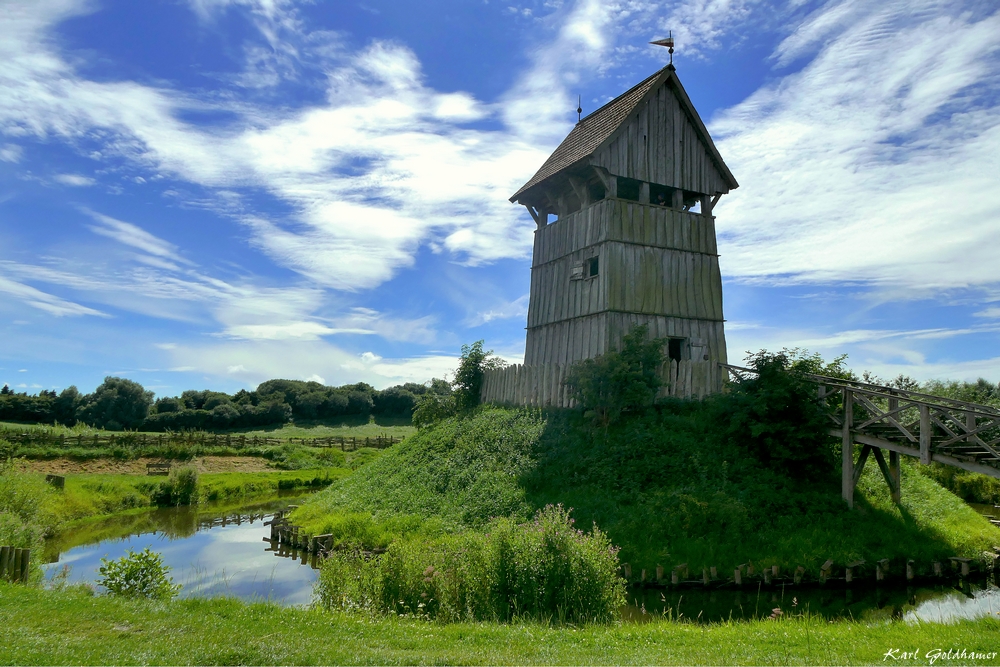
[
  {"left": 587, "top": 256, "right": 599, "bottom": 278},
  {"left": 667, "top": 338, "right": 684, "bottom": 362}
]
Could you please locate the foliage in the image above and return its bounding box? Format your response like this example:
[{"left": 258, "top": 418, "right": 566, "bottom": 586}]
[
  {"left": 316, "top": 505, "right": 624, "bottom": 624},
  {"left": 411, "top": 394, "right": 457, "bottom": 429},
  {"left": 452, "top": 341, "right": 507, "bottom": 413},
  {"left": 165, "top": 466, "right": 199, "bottom": 505},
  {"left": 564, "top": 325, "right": 665, "bottom": 426},
  {"left": 917, "top": 463, "right": 1000, "bottom": 505},
  {"left": 78, "top": 377, "right": 154, "bottom": 431},
  {"left": 97, "top": 547, "right": 180, "bottom": 600},
  {"left": 0, "top": 460, "right": 54, "bottom": 554},
  {"left": 720, "top": 350, "right": 837, "bottom": 481}
]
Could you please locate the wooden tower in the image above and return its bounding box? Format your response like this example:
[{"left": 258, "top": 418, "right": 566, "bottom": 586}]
[{"left": 507, "top": 63, "right": 738, "bottom": 396}]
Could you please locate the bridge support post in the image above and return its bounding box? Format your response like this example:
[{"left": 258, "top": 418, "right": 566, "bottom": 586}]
[
  {"left": 842, "top": 388, "right": 854, "bottom": 508},
  {"left": 889, "top": 450, "right": 901, "bottom": 504}
]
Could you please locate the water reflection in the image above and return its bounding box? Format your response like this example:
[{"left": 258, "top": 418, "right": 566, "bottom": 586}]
[
  {"left": 44, "top": 496, "right": 321, "bottom": 606},
  {"left": 623, "top": 579, "right": 1000, "bottom": 624}
]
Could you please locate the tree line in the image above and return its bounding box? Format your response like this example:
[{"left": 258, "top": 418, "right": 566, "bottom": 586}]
[{"left": 0, "top": 376, "right": 452, "bottom": 432}]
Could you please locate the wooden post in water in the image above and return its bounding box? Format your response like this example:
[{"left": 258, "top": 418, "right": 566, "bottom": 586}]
[
  {"left": 656, "top": 565, "right": 664, "bottom": 584},
  {"left": 0, "top": 546, "right": 9, "bottom": 580},
  {"left": 794, "top": 566, "right": 804, "bottom": 585},
  {"left": 19, "top": 549, "right": 29, "bottom": 583},
  {"left": 933, "top": 561, "right": 943, "bottom": 577},
  {"left": 734, "top": 567, "right": 742, "bottom": 586},
  {"left": 906, "top": 560, "right": 915, "bottom": 581}
]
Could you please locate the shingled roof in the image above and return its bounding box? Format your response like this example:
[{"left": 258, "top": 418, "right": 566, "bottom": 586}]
[{"left": 510, "top": 65, "right": 737, "bottom": 203}]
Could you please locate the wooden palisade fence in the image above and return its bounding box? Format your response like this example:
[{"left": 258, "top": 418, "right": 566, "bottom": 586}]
[{"left": 482, "top": 359, "right": 722, "bottom": 408}]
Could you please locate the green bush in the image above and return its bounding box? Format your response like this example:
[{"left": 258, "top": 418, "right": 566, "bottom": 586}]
[
  {"left": 0, "top": 459, "right": 54, "bottom": 552},
  {"left": 98, "top": 548, "right": 180, "bottom": 600},
  {"left": 167, "top": 466, "right": 199, "bottom": 505},
  {"left": 316, "top": 505, "right": 624, "bottom": 623},
  {"left": 565, "top": 325, "right": 665, "bottom": 426},
  {"left": 719, "top": 350, "right": 836, "bottom": 481}
]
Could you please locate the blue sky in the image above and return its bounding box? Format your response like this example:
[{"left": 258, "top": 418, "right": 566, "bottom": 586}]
[{"left": 2, "top": 0, "right": 999, "bottom": 398}]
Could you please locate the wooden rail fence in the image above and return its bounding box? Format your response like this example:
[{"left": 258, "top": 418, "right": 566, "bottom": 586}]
[
  {"left": 0, "top": 546, "right": 31, "bottom": 583},
  {"left": 0, "top": 429, "right": 403, "bottom": 452}
]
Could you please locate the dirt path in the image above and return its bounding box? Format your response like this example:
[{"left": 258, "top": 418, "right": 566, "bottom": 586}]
[{"left": 19, "top": 456, "right": 276, "bottom": 476}]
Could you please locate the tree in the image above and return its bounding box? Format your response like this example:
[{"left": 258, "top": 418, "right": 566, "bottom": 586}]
[
  {"left": 53, "top": 386, "right": 84, "bottom": 426},
  {"left": 452, "top": 341, "right": 506, "bottom": 412},
  {"left": 565, "top": 325, "right": 665, "bottom": 427},
  {"left": 78, "top": 376, "right": 153, "bottom": 431}
]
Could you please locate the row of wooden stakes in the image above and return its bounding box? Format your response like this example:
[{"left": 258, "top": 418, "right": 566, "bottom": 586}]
[
  {"left": 0, "top": 546, "right": 31, "bottom": 583},
  {"left": 621, "top": 555, "right": 993, "bottom": 588},
  {"left": 264, "top": 509, "right": 385, "bottom": 559}
]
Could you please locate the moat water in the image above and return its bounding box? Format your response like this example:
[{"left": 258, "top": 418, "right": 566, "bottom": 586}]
[{"left": 44, "top": 497, "right": 1000, "bottom": 621}]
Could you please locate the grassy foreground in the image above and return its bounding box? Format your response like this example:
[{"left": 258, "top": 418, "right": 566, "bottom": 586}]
[{"left": 1, "top": 584, "right": 999, "bottom": 666}]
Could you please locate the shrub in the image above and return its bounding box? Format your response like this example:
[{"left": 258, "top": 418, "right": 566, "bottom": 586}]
[
  {"left": 452, "top": 341, "right": 507, "bottom": 412},
  {"left": 411, "top": 394, "right": 457, "bottom": 429},
  {"left": 0, "top": 459, "right": 54, "bottom": 552},
  {"left": 166, "top": 466, "right": 199, "bottom": 505},
  {"left": 719, "top": 350, "right": 836, "bottom": 481},
  {"left": 565, "top": 324, "right": 665, "bottom": 426},
  {"left": 315, "top": 505, "right": 624, "bottom": 624},
  {"left": 98, "top": 548, "right": 180, "bottom": 599}
]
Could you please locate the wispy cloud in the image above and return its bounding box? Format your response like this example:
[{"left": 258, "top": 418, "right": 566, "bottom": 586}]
[
  {"left": 54, "top": 173, "right": 94, "bottom": 186},
  {"left": 0, "top": 275, "right": 108, "bottom": 318},
  {"left": 712, "top": 0, "right": 1000, "bottom": 290}
]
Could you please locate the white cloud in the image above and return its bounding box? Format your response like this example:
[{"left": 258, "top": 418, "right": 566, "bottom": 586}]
[
  {"left": 53, "top": 173, "right": 94, "bottom": 186},
  {"left": 83, "top": 210, "right": 192, "bottom": 266},
  {"left": 0, "top": 144, "right": 23, "bottom": 163},
  {"left": 0, "top": 274, "right": 108, "bottom": 318},
  {"left": 712, "top": 0, "right": 1000, "bottom": 290}
]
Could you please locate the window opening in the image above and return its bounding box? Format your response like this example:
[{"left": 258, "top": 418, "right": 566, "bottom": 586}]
[
  {"left": 587, "top": 256, "right": 599, "bottom": 278},
  {"left": 616, "top": 177, "right": 642, "bottom": 201},
  {"left": 649, "top": 183, "right": 671, "bottom": 207},
  {"left": 667, "top": 338, "right": 684, "bottom": 362}
]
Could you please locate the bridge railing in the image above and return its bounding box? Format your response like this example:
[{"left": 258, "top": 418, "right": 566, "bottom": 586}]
[{"left": 719, "top": 363, "right": 1000, "bottom": 499}]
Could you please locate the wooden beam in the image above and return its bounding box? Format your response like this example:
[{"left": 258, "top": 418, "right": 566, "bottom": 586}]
[
  {"left": 672, "top": 188, "right": 684, "bottom": 209},
  {"left": 889, "top": 450, "right": 901, "bottom": 504},
  {"left": 592, "top": 166, "right": 617, "bottom": 198},
  {"left": 639, "top": 182, "right": 650, "bottom": 204},
  {"left": 524, "top": 204, "right": 543, "bottom": 228},
  {"left": 919, "top": 404, "right": 932, "bottom": 464},
  {"left": 842, "top": 388, "right": 854, "bottom": 508},
  {"left": 567, "top": 175, "right": 591, "bottom": 208},
  {"left": 839, "top": 430, "right": 1000, "bottom": 481},
  {"left": 852, "top": 444, "right": 872, "bottom": 487},
  {"left": 700, "top": 195, "right": 713, "bottom": 218}
]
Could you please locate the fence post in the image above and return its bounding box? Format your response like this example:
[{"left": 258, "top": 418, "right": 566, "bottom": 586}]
[
  {"left": 919, "top": 404, "right": 931, "bottom": 465},
  {"left": 19, "top": 549, "right": 29, "bottom": 582},
  {"left": 842, "top": 388, "right": 854, "bottom": 508},
  {"left": 0, "top": 546, "right": 9, "bottom": 580}
]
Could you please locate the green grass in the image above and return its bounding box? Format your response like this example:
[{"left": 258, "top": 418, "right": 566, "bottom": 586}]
[
  {"left": 293, "top": 406, "right": 1000, "bottom": 577},
  {"left": 0, "top": 418, "right": 415, "bottom": 439},
  {"left": 2, "top": 583, "right": 999, "bottom": 665}
]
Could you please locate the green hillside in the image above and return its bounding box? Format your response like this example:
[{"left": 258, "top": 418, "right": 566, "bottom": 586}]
[{"left": 293, "top": 403, "right": 1000, "bottom": 575}]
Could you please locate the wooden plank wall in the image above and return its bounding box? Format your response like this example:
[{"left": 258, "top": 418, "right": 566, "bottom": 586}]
[
  {"left": 525, "top": 314, "right": 727, "bottom": 367},
  {"left": 533, "top": 199, "right": 716, "bottom": 268},
  {"left": 589, "top": 79, "right": 728, "bottom": 195},
  {"left": 481, "top": 360, "right": 721, "bottom": 407}
]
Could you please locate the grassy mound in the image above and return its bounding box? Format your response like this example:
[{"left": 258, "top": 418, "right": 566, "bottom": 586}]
[{"left": 294, "top": 405, "right": 1000, "bottom": 575}]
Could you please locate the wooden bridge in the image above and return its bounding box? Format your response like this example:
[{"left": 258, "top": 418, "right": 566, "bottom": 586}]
[{"left": 722, "top": 365, "right": 1000, "bottom": 508}]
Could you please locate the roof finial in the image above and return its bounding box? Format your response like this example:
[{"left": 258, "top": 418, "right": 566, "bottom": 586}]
[
  {"left": 577, "top": 95, "right": 582, "bottom": 122},
  {"left": 650, "top": 31, "right": 675, "bottom": 69}
]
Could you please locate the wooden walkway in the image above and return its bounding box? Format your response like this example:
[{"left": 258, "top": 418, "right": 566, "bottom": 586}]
[{"left": 722, "top": 365, "right": 1000, "bottom": 508}]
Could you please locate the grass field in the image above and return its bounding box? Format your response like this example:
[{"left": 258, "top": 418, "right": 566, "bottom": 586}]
[
  {"left": 2, "top": 583, "right": 999, "bottom": 666},
  {"left": 0, "top": 418, "right": 416, "bottom": 439}
]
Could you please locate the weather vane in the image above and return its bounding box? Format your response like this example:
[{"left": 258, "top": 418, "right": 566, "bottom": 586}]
[
  {"left": 650, "top": 31, "right": 675, "bottom": 67},
  {"left": 577, "top": 95, "right": 582, "bottom": 122}
]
